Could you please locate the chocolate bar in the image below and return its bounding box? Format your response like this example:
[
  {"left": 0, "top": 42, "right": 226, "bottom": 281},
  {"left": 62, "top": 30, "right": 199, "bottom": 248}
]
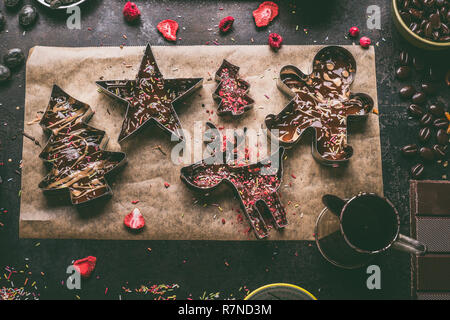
[
  {"left": 411, "top": 180, "right": 450, "bottom": 216},
  {"left": 417, "top": 255, "right": 450, "bottom": 291}
]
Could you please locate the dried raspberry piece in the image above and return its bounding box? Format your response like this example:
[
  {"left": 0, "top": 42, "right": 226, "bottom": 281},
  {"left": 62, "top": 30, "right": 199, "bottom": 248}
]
[
  {"left": 124, "top": 208, "right": 145, "bottom": 230},
  {"left": 73, "top": 256, "right": 97, "bottom": 278},
  {"left": 164, "top": 182, "right": 170, "bottom": 188},
  {"left": 219, "top": 16, "right": 235, "bottom": 33},
  {"left": 157, "top": 19, "right": 179, "bottom": 42},
  {"left": 253, "top": 1, "right": 279, "bottom": 28},
  {"left": 122, "top": 2, "right": 141, "bottom": 22},
  {"left": 359, "top": 36, "right": 371, "bottom": 48},
  {"left": 268, "top": 33, "right": 283, "bottom": 51},
  {"left": 348, "top": 26, "right": 360, "bottom": 37}
]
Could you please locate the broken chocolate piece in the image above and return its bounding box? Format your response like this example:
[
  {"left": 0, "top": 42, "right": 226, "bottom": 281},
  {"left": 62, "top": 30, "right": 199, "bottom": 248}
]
[
  {"left": 38, "top": 85, "right": 127, "bottom": 205},
  {"left": 265, "top": 46, "right": 374, "bottom": 166},
  {"left": 213, "top": 59, "right": 254, "bottom": 117},
  {"left": 96, "top": 44, "right": 203, "bottom": 142}
]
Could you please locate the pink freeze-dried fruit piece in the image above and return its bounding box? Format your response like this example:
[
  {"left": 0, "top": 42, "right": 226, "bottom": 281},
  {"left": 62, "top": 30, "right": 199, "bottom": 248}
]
[
  {"left": 268, "top": 33, "right": 283, "bottom": 51},
  {"left": 219, "top": 16, "right": 235, "bottom": 33},
  {"left": 157, "top": 19, "right": 179, "bottom": 41},
  {"left": 123, "top": 2, "right": 141, "bottom": 22},
  {"left": 73, "top": 256, "right": 97, "bottom": 278},
  {"left": 124, "top": 208, "right": 145, "bottom": 230},
  {"left": 253, "top": 1, "right": 279, "bottom": 27},
  {"left": 348, "top": 26, "right": 360, "bottom": 37},
  {"left": 359, "top": 36, "right": 371, "bottom": 48}
]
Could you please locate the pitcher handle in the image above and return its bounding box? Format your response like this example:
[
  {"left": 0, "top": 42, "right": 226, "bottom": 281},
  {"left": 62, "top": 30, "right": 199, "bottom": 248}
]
[
  {"left": 391, "top": 234, "right": 427, "bottom": 256},
  {"left": 322, "top": 194, "right": 346, "bottom": 217}
]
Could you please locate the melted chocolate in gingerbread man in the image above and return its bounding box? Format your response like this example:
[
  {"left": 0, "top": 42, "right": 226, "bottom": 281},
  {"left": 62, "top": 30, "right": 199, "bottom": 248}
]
[{"left": 265, "top": 46, "right": 374, "bottom": 166}]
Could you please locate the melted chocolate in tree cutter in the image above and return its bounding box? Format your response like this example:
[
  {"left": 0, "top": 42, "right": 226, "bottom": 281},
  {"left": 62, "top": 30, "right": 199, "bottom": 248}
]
[
  {"left": 180, "top": 124, "right": 287, "bottom": 239},
  {"left": 39, "top": 85, "right": 127, "bottom": 205},
  {"left": 96, "top": 44, "right": 203, "bottom": 142},
  {"left": 213, "top": 59, "right": 254, "bottom": 117},
  {"left": 265, "top": 46, "right": 374, "bottom": 167}
]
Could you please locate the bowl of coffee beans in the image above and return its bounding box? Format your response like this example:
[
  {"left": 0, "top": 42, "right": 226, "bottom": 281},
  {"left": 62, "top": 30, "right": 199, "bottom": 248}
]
[{"left": 392, "top": 0, "right": 450, "bottom": 50}]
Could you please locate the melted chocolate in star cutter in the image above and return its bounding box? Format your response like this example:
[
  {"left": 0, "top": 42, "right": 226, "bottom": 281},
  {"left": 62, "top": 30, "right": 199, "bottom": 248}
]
[
  {"left": 213, "top": 59, "right": 254, "bottom": 117},
  {"left": 180, "top": 126, "right": 288, "bottom": 239},
  {"left": 265, "top": 46, "right": 374, "bottom": 167},
  {"left": 96, "top": 44, "right": 203, "bottom": 142},
  {"left": 38, "top": 85, "right": 127, "bottom": 205}
]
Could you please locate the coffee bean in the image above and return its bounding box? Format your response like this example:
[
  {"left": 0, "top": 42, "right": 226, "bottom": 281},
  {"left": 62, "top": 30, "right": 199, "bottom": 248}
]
[
  {"left": 408, "top": 104, "right": 425, "bottom": 118},
  {"left": 409, "top": 8, "right": 424, "bottom": 20},
  {"left": 396, "top": 66, "right": 411, "bottom": 80},
  {"left": 420, "top": 146, "right": 435, "bottom": 161},
  {"left": 421, "top": 82, "right": 437, "bottom": 95},
  {"left": 433, "top": 117, "right": 449, "bottom": 128},
  {"left": 420, "top": 112, "right": 434, "bottom": 126},
  {"left": 430, "top": 12, "right": 441, "bottom": 28},
  {"left": 419, "top": 126, "right": 432, "bottom": 141},
  {"left": 429, "top": 104, "right": 445, "bottom": 117},
  {"left": 425, "top": 21, "right": 434, "bottom": 36},
  {"left": 433, "top": 144, "right": 447, "bottom": 158},
  {"left": 412, "top": 91, "right": 427, "bottom": 104},
  {"left": 436, "top": 128, "right": 449, "bottom": 145},
  {"left": 413, "top": 56, "right": 425, "bottom": 71},
  {"left": 440, "top": 23, "right": 450, "bottom": 34},
  {"left": 412, "top": 0, "right": 423, "bottom": 9},
  {"left": 401, "top": 144, "right": 419, "bottom": 156},
  {"left": 410, "top": 22, "right": 420, "bottom": 33},
  {"left": 399, "top": 51, "right": 411, "bottom": 65},
  {"left": 400, "top": 85, "right": 416, "bottom": 99},
  {"left": 411, "top": 163, "right": 425, "bottom": 178}
]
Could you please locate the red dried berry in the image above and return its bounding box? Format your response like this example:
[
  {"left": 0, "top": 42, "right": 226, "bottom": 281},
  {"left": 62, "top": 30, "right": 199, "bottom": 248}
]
[
  {"left": 122, "top": 2, "right": 141, "bottom": 22},
  {"left": 219, "top": 16, "right": 234, "bottom": 33},
  {"left": 164, "top": 182, "right": 170, "bottom": 188},
  {"left": 268, "top": 33, "right": 283, "bottom": 51},
  {"left": 348, "top": 26, "right": 360, "bottom": 37},
  {"left": 222, "top": 218, "right": 226, "bottom": 224},
  {"left": 73, "top": 256, "right": 97, "bottom": 278},
  {"left": 253, "top": 1, "right": 279, "bottom": 28},
  {"left": 157, "top": 19, "right": 179, "bottom": 42},
  {"left": 359, "top": 36, "right": 371, "bottom": 48},
  {"left": 124, "top": 208, "right": 145, "bottom": 230}
]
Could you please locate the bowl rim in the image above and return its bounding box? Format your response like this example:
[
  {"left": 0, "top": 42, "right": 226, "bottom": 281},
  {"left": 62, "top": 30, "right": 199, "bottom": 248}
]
[
  {"left": 392, "top": 0, "right": 450, "bottom": 48},
  {"left": 36, "top": 0, "right": 89, "bottom": 10}
]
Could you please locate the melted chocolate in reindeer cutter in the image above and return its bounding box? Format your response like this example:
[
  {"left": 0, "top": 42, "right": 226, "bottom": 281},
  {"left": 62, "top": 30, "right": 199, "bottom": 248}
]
[
  {"left": 180, "top": 123, "right": 288, "bottom": 239},
  {"left": 96, "top": 44, "right": 203, "bottom": 142},
  {"left": 265, "top": 46, "right": 374, "bottom": 167},
  {"left": 213, "top": 59, "right": 254, "bottom": 117},
  {"left": 39, "top": 85, "right": 127, "bottom": 205}
]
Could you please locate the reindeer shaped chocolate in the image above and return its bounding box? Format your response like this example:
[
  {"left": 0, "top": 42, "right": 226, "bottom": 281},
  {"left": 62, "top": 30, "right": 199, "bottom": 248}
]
[
  {"left": 265, "top": 46, "right": 374, "bottom": 167},
  {"left": 180, "top": 123, "right": 287, "bottom": 239},
  {"left": 39, "top": 85, "right": 126, "bottom": 205}
]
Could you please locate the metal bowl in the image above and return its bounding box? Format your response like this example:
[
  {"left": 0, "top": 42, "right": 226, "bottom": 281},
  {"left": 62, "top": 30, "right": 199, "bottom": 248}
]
[
  {"left": 392, "top": 0, "right": 450, "bottom": 50},
  {"left": 36, "top": 0, "right": 89, "bottom": 10}
]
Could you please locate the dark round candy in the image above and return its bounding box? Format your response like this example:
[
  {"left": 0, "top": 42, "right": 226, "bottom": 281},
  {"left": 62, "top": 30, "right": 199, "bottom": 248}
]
[
  {"left": 0, "top": 64, "right": 11, "bottom": 82},
  {"left": 399, "top": 85, "right": 416, "bottom": 99},
  {"left": 18, "top": 5, "right": 37, "bottom": 28},
  {"left": 396, "top": 66, "right": 411, "bottom": 80},
  {"left": 5, "top": 0, "right": 22, "bottom": 9},
  {"left": 411, "top": 163, "right": 425, "bottom": 178},
  {"left": 3, "top": 48, "right": 25, "bottom": 69}
]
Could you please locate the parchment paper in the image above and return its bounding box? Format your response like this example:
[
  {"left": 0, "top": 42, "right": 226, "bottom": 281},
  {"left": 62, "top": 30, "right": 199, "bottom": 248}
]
[{"left": 20, "top": 45, "right": 382, "bottom": 240}]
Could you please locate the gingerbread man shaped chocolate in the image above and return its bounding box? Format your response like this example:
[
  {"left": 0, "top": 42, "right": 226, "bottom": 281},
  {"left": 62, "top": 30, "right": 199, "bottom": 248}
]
[{"left": 265, "top": 46, "right": 374, "bottom": 167}]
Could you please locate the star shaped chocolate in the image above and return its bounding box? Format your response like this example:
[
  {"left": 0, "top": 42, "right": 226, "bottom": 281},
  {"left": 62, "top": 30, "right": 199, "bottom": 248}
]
[
  {"left": 39, "top": 85, "right": 127, "bottom": 205},
  {"left": 181, "top": 123, "right": 287, "bottom": 239},
  {"left": 96, "top": 44, "right": 203, "bottom": 142},
  {"left": 265, "top": 46, "right": 374, "bottom": 167},
  {"left": 213, "top": 59, "right": 254, "bottom": 117}
]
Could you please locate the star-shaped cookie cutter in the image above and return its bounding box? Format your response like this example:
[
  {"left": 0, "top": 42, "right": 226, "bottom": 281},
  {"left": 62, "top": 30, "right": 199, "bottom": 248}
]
[
  {"left": 38, "top": 85, "right": 127, "bottom": 205},
  {"left": 265, "top": 46, "right": 374, "bottom": 167},
  {"left": 96, "top": 44, "right": 203, "bottom": 142}
]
